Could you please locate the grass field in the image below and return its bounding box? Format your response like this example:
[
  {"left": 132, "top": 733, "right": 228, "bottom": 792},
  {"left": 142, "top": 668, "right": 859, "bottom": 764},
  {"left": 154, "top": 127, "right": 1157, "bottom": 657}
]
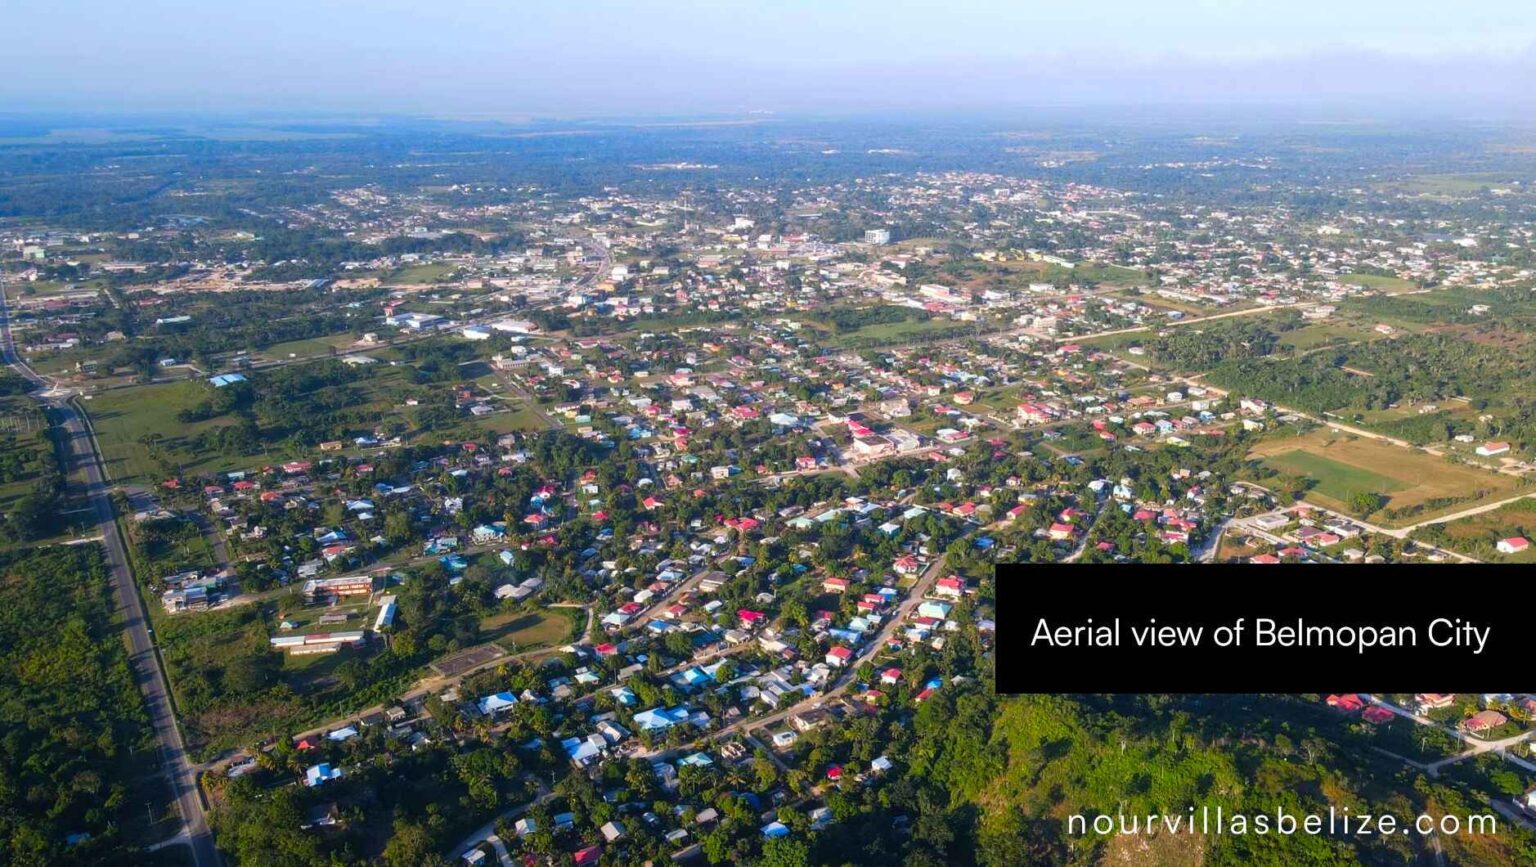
[
  {"left": 1250, "top": 430, "right": 1523, "bottom": 524},
  {"left": 1336, "top": 273, "right": 1417, "bottom": 292},
  {"left": 1262, "top": 450, "right": 1409, "bottom": 501},
  {"left": 825, "top": 317, "right": 966, "bottom": 346},
  {"left": 255, "top": 334, "right": 359, "bottom": 362},
  {"left": 84, "top": 381, "right": 245, "bottom": 484},
  {"left": 389, "top": 263, "right": 456, "bottom": 284},
  {"left": 1380, "top": 173, "right": 1523, "bottom": 196},
  {"left": 1277, "top": 321, "right": 1378, "bottom": 353},
  {"left": 480, "top": 608, "right": 578, "bottom": 651},
  {"left": 462, "top": 404, "right": 555, "bottom": 434}
]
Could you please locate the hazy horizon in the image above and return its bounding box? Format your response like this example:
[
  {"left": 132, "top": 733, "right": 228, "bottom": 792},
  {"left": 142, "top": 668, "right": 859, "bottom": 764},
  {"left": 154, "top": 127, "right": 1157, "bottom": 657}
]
[{"left": 5, "top": 1, "right": 1535, "bottom": 119}]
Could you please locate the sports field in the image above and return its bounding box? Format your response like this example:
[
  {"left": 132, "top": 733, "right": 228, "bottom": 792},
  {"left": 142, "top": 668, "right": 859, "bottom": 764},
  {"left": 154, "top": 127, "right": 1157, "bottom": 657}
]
[
  {"left": 1250, "top": 430, "right": 1522, "bottom": 524},
  {"left": 480, "top": 609, "right": 578, "bottom": 652},
  {"left": 1261, "top": 450, "right": 1408, "bottom": 501}
]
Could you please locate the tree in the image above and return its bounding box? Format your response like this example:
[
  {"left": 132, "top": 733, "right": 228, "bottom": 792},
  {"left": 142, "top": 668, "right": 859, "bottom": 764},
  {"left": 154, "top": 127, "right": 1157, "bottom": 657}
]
[
  {"left": 382, "top": 819, "right": 444, "bottom": 867},
  {"left": 1347, "top": 491, "right": 1386, "bottom": 517},
  {"left": 758, "top": 837, "right": 810, "bottom": 867}
]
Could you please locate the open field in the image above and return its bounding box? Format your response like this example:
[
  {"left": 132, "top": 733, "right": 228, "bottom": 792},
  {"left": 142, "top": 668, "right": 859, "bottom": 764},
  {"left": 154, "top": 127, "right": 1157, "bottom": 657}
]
[
  {"left": 254, "top": 334, "right": 362, "bottom": 362},
  {"left": 84, "top": 381, "right": 243, "bottom": 484},
  {"left": 1377, "top": 173, "right": 1527, "bottom": 196},
  {"left": 1261, "top": 450, "right": 1409, "bottom": 500},
  {"left": 388, "top": 263, "right": 456, "bottom": 284},
  {"left": 480, "top": 608, "right": 578, "bottom": 651},
  {"left": 1335, "top": 273, "right": 1417, "bottom": 292},
  {"left": 1249, "top": 430, "right": 1523, "bottom": 524},
  {"left": 822, "top": 316, "right": 971, "bottom": 347},
  {"left": 1275, "top": 320, "right": 1380, "bottom": 353}
]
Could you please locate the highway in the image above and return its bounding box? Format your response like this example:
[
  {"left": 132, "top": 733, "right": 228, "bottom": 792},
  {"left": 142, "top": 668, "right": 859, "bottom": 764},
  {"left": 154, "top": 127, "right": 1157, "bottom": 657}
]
[{"left": 0, "top": 279, "right": 220, "bottom": 867}]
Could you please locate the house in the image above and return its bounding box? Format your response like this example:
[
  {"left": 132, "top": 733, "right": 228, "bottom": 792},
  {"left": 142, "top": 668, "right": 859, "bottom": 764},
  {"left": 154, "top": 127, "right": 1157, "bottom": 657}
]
[
  {"left": 1497, "top": 537, "right": 1530, "bottom": 555},
  {"left": 917, "top": 600, "right": 952, "bottom": 620},
  {"left": 934, "top": 576, "right": 966, "bottom": 598},
  {"left": 471, "top": 524, "right": 506, "bottom": 544},
  {"left": 825, "top": 646, "right": 854, "bottom": 667},
  {"left": 1361, "top": 706, "right": 1395, "bottom": 725},
  {"left": 1047, "top": 522, "right": 1076, "bottom": 541},
  {"left": 1325, "top": 694, "right": 1365, "bottom": 713},
  {"left": 633, "top": 706, "right": 692, "bottom": 732},
  {"left": 1476, "top": 442, "right": 1511, "bottom": 457},
  {"left": 304, "top": 763, "right": 343, "bottom": 787},
  {"left": 822, "top": 576, "right": 851, "bottom": 594},
  {"left": 1462, "top": 710, "right": 1508, "bottom": 735},
  {"left": 477, "top": 692, "right": 518, "bottom": 716},
  {"left": 1415, "top": 693, "right": 1456, "bottom": 712},
  {"left": 600, "top": 821, "right": 626, "bottom": 843}
]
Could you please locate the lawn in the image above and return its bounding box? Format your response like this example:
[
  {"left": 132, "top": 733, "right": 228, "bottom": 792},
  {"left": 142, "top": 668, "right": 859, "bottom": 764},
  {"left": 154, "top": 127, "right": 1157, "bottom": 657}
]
[{"left": 1249, "top": 430, "right": 1523, "bottom": 525}]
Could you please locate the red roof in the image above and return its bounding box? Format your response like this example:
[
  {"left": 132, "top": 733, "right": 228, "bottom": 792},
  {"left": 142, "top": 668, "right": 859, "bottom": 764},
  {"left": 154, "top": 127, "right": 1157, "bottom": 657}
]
[
  {"left": 1362, "top": 706, "right": 1395, "bottom": 724},
  {"left": 1326, "top": 694, "right": 1365, "bottom": 712}
]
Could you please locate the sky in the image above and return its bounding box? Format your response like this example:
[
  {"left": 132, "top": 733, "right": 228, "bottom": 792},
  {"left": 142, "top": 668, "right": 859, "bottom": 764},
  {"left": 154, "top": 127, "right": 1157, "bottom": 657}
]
[{"left": 4, "top": 1, "right": 1535, "bottom": 119}]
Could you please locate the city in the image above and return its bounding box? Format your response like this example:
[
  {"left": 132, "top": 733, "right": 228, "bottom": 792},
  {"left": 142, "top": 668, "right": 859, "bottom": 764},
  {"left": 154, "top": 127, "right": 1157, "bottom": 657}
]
[{"left": 4, "top": 2, "right": 1536, "bottom": 866}]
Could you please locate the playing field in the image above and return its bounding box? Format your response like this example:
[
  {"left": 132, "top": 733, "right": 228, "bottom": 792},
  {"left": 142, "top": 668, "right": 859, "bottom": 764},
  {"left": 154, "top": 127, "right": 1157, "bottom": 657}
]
[
  {"left": 480, "top": 609, "right": 577, "bottom": 652},
  {"left": 1250, "top": 431, "right": 1522, "bottom": 524},
  {"left": 1262, "top": 450, "right": 1408, "bottom": 500}
]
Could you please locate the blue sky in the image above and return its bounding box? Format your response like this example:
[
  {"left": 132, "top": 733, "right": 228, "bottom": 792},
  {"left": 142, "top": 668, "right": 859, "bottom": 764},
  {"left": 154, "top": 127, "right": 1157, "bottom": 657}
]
[{"left": 5, "top": 1, "right": 1534, "bottom": 117}]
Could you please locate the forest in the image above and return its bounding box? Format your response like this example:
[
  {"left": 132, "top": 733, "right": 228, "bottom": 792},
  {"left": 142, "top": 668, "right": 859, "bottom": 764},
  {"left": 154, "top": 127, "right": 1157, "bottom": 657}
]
[{"left": 0, "top": 545, "right": 157, "bottom": 866}]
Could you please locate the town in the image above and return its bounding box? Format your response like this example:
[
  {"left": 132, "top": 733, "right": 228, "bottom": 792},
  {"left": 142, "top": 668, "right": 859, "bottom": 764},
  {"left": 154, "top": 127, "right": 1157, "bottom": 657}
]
[{"left": 5, "top": 114, "right": 1536, "bottom": 867}]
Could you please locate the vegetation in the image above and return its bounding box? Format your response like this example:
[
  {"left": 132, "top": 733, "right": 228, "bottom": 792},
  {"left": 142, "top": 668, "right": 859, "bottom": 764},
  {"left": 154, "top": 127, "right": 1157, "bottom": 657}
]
[{"left": 0, "top": 545, "right": 156, "bottom": 865}]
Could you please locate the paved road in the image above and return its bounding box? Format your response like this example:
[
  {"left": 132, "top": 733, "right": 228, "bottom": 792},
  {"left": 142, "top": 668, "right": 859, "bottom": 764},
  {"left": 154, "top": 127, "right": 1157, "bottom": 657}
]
[
  {"left": 1, "top": 280, "right": 220, "bottom": 867},
  {"left": 447, "top": 785, "right": 554, "bottom": 862}
]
